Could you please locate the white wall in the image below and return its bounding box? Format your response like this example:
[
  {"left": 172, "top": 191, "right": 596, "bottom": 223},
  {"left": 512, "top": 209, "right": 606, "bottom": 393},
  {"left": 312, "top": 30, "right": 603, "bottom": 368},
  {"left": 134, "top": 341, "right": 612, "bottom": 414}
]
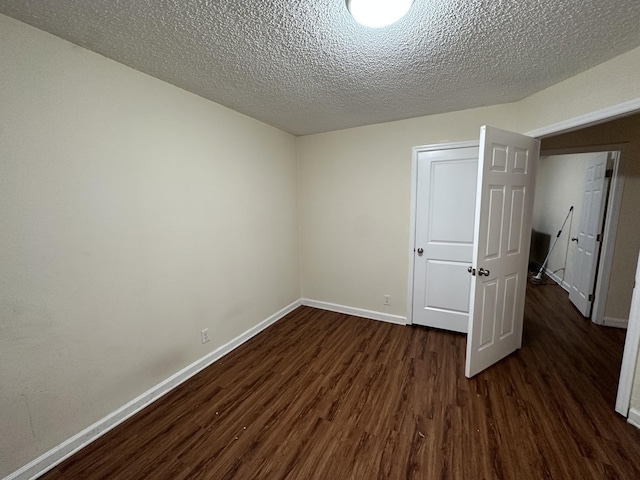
[
  {"left": 531, "top": 154, "right": 592, "bottom": 290},
  {"left": 0, "top": 15, "right": 299, "bottom": 477}
]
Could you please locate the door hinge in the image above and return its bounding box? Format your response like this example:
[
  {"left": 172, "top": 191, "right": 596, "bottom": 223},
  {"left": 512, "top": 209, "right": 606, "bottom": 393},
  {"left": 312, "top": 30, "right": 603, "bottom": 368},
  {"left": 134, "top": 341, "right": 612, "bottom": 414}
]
[
  {"left": 596, "top": 233, "right": 601, "bottom": 242},
  {"left": 605, "top": 169, "right": 613, "bottom": 178},
  {"left": 588, "top": 294, "right": 594, "bottom": 302}
]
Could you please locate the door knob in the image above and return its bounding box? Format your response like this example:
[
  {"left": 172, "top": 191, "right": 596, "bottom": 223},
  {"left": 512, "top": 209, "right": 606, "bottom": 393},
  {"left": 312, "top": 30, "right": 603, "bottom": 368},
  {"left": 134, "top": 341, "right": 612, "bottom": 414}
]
[
  {"left": 478, "top": 268, "right": 490, "bottom": 276},
  {"left": 467, "top": 266, "right": 476, "bottom": 276},
  {"left": 417, "top": 248, "right": 424, "bottom": 256}
]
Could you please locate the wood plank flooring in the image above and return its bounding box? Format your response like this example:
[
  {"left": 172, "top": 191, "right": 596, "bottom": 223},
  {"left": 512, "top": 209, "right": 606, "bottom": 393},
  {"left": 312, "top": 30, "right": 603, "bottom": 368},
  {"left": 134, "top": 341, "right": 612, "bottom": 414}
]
[{"left": 41, "top": 283, "right": 640, "bottom": 479}]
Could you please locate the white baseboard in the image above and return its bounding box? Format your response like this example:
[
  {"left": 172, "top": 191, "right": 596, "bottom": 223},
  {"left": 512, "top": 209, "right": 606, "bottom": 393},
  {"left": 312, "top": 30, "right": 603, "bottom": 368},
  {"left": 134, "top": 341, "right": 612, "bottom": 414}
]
[
  {"left": 628, "top": 408, "right": 640, "bottom": 430},
  {"left": 539, "top": 271, "right": 628, "bottom": 329},
  {"left": 603, "top": 316, "right": 629, "bottom": 329},
  {"left": 543, "top": 268, "right": 571, "bottom": 292},
  {"left": 5, "top": 299, "right": 302, "bottom": 480},
  {"left": 301, "top": 299, "right": 407, "bottom": 325}
]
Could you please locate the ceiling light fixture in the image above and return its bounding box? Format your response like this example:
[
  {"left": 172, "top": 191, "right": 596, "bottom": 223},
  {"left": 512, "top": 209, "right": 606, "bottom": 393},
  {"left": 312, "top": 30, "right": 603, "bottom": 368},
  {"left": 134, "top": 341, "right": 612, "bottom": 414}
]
[{"left": 346, "top": 0, "right": 414, "bottom": 28}]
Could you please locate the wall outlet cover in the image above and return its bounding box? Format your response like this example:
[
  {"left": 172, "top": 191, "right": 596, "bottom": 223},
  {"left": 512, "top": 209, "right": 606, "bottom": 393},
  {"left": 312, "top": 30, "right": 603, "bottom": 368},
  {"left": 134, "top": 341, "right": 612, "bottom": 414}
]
[{"left": 201, "top": 328, "right": 210, "bottom": 344}]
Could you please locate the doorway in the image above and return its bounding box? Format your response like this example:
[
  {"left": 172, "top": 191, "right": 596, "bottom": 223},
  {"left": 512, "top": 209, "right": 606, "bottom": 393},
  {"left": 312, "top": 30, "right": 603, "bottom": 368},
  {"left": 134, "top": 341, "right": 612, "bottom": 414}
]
[
  {"left": 529, "top": 150, "right": 623, "bottom": 325},
  {"left": 408, "top": 110, "right": 640, "bottom": 417},
  {"left": 535, "top": 112, "right": 640, "bottom": 416}
]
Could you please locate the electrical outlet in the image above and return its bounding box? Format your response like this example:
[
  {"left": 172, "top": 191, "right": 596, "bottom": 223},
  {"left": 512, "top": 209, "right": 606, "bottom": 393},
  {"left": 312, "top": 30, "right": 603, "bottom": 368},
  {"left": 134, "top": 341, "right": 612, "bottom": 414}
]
[
  {"left": 201, "top": 328, "right": 210, "bottom": 344},
  {"left": 383, "top": 294, "right": 391, "bottom": 306}
]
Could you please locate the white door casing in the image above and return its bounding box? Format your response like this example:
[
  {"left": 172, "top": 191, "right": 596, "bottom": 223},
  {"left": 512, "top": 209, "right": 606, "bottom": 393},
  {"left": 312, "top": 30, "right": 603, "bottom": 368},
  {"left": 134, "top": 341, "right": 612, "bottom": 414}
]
[
  {"left": 465, "top": 126, "right": 540, "bottom": 378},
  {"left": 412, "top": 147, "right": 479, "bottom": 333},
  {"left": 569, "top": 152, "right": 610, "bottom": 317},
  {"left": 616, "top": 249, "right": 640, "bottom": 416}
]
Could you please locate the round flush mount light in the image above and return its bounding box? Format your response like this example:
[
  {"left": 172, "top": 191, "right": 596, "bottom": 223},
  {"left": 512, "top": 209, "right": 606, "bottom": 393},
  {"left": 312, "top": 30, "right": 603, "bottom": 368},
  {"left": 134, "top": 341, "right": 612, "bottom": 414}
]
[{"left": 346, "top": 0, "right": 414, "bottom": 28}]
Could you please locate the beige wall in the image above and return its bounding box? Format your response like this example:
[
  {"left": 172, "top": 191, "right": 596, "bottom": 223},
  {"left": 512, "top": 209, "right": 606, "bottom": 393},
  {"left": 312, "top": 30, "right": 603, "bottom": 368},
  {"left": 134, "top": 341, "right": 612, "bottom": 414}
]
[
  {"left": 532, "top": 154, "right": 593, "bottom": 290},
  {"left": 0, "top": 15, "right": 299, "bottom": 477},
  {"left": 517, "top": 45, "right": 640, "bottom": 134},
  {"left": 297, "top": 105, "right": 519, "bottom": 316}
]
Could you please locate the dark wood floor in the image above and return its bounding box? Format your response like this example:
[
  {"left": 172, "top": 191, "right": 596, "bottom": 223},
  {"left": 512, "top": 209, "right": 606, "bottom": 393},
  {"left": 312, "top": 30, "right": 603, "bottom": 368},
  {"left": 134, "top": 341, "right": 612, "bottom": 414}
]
[{"left": 41, "top": 283, "right": 640, "bottom": 479}]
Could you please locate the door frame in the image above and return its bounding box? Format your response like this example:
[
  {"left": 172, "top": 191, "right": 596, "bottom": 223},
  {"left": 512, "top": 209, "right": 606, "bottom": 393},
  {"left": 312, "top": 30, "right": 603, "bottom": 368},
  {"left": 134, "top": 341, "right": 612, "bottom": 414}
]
[
  {"left": 617, "top": 251, "right": 640, "bottom": 416},
  {"left": 537, "top": 146, "right": 624, "bottom": 326},
  {"left": 407, "top": 140, "right": 479, "bottom": 325},
  {"left": 523, "top": 98, "right": 640, "bottom": 139}
]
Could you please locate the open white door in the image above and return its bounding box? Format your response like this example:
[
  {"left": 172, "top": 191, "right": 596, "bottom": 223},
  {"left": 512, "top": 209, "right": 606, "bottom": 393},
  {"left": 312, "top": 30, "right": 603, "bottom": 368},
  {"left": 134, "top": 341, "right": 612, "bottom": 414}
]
[
  {"left": 569, "top": 153, "right": 609, "bottom": 317},
  {"left": 465, "top": 126, "right": 539, "bottom": 378}
]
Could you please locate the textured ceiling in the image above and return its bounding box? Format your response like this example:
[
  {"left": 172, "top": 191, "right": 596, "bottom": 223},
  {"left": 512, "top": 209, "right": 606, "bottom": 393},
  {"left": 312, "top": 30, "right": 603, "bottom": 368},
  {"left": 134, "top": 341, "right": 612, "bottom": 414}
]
[{"left": 1, "top": 1, "right": 640, "bottom": 135}]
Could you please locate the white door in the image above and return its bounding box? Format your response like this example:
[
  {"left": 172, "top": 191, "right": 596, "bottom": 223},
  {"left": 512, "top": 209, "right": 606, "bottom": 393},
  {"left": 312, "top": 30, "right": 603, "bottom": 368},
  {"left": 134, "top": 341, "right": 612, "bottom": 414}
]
[
  {"left": 569, "top": 153, "right": 609, "bottom": 317},
  {"left": 412, "top": 146, "right": 478, "bottom": 333},
  {"left": 465, "top": 126, "right": 540, "bottom": 378}
]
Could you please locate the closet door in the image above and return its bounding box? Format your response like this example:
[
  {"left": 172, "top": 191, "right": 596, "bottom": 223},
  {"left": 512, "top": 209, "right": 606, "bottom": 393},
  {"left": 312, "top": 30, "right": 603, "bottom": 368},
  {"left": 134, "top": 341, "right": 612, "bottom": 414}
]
[{"left": 412, "top": 146, "right": 478, "bottom": 333}]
